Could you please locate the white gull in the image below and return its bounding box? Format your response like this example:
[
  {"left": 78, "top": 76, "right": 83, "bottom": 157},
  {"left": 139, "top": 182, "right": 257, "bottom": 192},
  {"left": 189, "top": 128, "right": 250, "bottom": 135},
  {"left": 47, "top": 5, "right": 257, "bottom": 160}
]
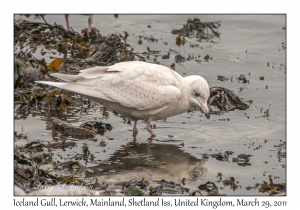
[{"left": 35, "top": 61, "right": 210, "bottom": 137}]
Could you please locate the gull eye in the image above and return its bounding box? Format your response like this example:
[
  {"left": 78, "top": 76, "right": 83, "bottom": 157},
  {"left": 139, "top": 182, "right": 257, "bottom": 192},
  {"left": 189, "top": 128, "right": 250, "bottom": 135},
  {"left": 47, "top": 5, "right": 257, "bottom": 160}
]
[{"left": 195, "top": 91, "right": 200, "bottom": 97}]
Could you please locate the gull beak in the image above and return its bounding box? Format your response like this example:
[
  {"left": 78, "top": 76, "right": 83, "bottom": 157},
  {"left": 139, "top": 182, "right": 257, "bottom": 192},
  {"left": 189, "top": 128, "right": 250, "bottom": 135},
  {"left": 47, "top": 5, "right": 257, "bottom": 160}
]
[
  {"left": 199, "top": 102, "right": 210, "bottom": 119},
  {"left": 205, "top": 112, "right": 210, "bottom": 119}
]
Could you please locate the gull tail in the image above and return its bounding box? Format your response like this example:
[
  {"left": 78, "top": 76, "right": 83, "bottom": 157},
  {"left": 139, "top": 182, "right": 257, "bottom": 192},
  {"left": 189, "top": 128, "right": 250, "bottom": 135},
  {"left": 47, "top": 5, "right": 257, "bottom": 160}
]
[
  {"left": 50, "top": 73, "right": 82, "bottom": 83},
  {"left": 35, "top": 81, "right": 115, "bottom": 102}
]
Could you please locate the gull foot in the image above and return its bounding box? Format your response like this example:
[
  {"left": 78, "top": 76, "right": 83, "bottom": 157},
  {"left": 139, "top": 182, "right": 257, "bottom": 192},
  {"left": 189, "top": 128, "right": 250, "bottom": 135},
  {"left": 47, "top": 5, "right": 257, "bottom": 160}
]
[{"left": 146, "top": 122, "right": 156, "bottom": 137}]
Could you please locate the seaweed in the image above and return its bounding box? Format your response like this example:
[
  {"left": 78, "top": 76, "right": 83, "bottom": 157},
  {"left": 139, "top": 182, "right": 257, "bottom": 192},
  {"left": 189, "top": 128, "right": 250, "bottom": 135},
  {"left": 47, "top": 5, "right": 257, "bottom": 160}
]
[
  {"left": 208, "top": 86, "right": 252, "bottom": 112},
  {"left": 172, "top": 18, "right": 221, "bottom": 41}
]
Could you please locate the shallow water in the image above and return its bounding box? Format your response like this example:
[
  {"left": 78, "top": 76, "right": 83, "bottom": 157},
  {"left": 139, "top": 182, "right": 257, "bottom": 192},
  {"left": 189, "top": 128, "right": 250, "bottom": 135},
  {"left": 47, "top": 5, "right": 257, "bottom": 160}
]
[{"left": 14, "top": 14, "right": 286, "bottom": 195}]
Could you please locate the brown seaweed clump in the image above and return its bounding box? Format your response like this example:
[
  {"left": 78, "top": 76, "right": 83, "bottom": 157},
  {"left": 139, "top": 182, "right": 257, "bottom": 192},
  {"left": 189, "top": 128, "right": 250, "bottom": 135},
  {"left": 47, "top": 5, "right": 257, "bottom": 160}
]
[
  {"left": 208, "top": 87, "right": 252, "bottom": 112},
  {"left": 14, "top": 17, "right": 145, "bottom": 66},
  {"left": 172, "top": 18, "right": 221, "bottom": 41}
]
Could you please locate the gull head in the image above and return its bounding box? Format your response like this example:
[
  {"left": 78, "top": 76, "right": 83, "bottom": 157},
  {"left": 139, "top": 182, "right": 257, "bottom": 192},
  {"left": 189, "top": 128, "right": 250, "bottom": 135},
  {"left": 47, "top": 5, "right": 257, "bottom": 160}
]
[{"left": 185, "top": 75, "right": 210, "bottom": 119}]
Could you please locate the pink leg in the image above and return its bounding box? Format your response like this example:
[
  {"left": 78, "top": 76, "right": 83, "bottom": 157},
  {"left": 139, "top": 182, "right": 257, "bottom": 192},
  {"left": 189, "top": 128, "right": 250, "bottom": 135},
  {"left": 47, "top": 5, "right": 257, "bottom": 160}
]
[
  {"left": 64, "top": 14, "right": 71, "bottom": 32},
  {"left": 88, "top": 15, "right": 93, "bottom": 32},
  {"left": 146, "top": 122, "right": 156, "bottom": 137},
  {"left": 132, "top": 120, "right": 138, "bottom": 138},
  {"left": 133, "top": 121, "right": 138, "bottom": 132}
]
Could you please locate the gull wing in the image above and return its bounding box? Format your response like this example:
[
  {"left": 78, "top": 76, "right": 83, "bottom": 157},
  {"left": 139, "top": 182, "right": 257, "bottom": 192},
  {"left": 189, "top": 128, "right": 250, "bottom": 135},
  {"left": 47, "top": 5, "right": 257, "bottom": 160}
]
[{"left": 36, "top": 61, "right": 183, "bottom": 111}]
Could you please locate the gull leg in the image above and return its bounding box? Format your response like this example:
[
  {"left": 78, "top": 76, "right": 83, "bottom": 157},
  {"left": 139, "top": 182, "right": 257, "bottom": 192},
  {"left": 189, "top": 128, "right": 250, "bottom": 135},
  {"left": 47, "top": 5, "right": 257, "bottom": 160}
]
[
  {"left": 146, "top": 122, "right": 156, "bottom": 137},
  {"left": 64, "top": 14, "right": 71, "bottom": 32},
  {"left": 88, "top": 15, "right": 93, "bottom": 32},
  {"left": 132, "top": 120, "right": 138, "bottom": 138}
]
